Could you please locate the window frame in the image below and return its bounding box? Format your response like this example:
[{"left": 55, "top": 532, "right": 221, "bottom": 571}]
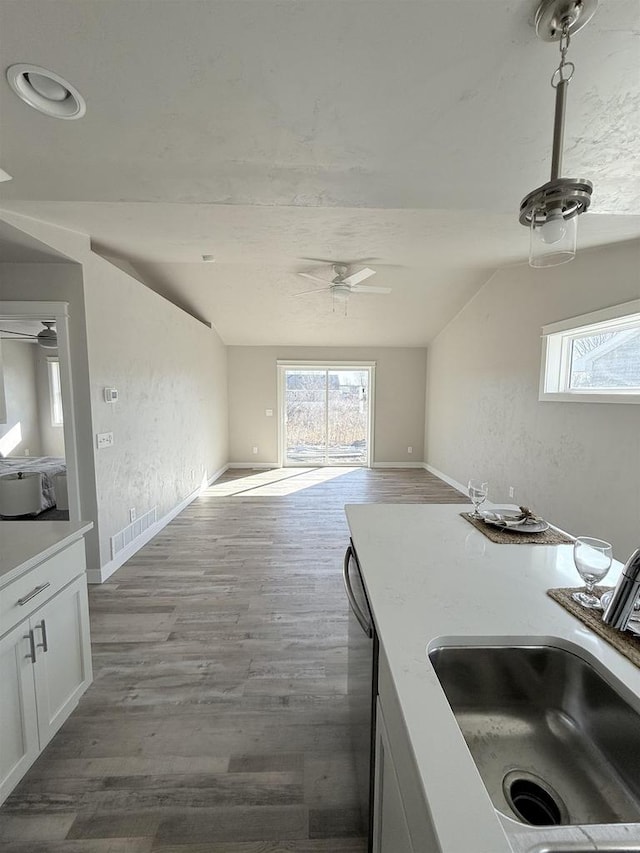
[
  {"left": 47, "top": 357, "right": 64, "bottom": 426},
  {"left": 539, "top": 299, "right": 640, "bottom": 404}
]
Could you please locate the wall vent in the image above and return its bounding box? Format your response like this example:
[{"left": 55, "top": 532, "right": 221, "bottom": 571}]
[{"left": 110, "top": 506, "right": 157, "bottom": 559}]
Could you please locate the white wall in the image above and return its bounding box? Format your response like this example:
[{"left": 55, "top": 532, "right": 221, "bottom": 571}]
[
  {"left": 425, "top": 239, "right": 640, "bottom": 559},
  {"left": 0, "top": 340, "right": 41, "bottom": 456},
  {"left": 228, "top": 346, "right": 427, "bottom": 465},
  {"left": 84, "top": 255, "right": 228, "bottom": 567},
  {"left": 0, "top": 213, "right": 229, "bottom": 578}
]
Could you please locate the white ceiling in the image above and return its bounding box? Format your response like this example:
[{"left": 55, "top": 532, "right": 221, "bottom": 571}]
[{"left": 0, "top": 0, "right": 638, "bottom": 345}]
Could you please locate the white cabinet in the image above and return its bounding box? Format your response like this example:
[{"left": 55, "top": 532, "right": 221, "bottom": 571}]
[
  {"left": 373, "top": 699, "right": 414, "bottom": 853},
  {"left": 31, "top": 576, "right": 91, "bottom": 746},
  {"left": 0, "top": 621, "right": 40, "bottom": 799},
  {"left": 373, "top": 647, "right": 441, "bottom": 853},
  {"left": 0, "top": 540, "right": 92, "bottom": 805}
]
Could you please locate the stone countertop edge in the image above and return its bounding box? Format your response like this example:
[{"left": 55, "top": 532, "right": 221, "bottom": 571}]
[
  {"left": 345, "top": 502, "right": 638, "bottom": 853},
  {"left": 0, "top": 520, "right": 94, "bottom": 586}
]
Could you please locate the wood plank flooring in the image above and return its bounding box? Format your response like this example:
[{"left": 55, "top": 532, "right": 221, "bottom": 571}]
[{"left": 0, "top": 467, "right": 463, "bottom": 852}]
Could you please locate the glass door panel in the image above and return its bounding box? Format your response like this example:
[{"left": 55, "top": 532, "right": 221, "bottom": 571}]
[
  {"left": 284, "top": 369, "right": 327, "bottom": 465},
  {"left": 283, "top": 366, "right": 371, "bottom": 467},
  {"left": 327, "top": 370, "right": 369, "bottom": 465}
]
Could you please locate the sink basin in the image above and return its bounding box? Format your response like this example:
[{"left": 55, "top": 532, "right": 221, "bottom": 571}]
[{"left": 428, "top": 642, "right": 640, "bottom": 827}]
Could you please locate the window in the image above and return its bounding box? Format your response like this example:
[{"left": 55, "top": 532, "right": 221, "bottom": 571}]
[
  {"left": 48, "top": 358, "right": 64, "bottom": 425},
  {"left": 540, "top": 300, "right": 640, "bottom": 403}
]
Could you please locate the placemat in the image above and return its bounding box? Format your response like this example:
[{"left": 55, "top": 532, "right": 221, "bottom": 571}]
[
  {"left": 547, "top": 586, "right": 640, "bottom": 668},
  {"left": 460, "top": 512, "right": 574, "bottom": 545}
]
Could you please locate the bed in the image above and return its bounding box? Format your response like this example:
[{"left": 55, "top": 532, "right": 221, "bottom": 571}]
[{"left": 0, "top": 456, "right": 66, "bottom": 515}]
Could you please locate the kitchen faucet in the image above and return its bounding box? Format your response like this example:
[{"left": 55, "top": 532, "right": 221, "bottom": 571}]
[{"left": 602, "top": 548, "right": 640, "bottom": 631}]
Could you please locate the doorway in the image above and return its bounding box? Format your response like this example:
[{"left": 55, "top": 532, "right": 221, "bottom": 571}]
[
  {"left": 278, "top": 362, "right": 375, "bottom": 467},
  {"left": 0, "top": 301, "right": 81, "bottom": 521}
]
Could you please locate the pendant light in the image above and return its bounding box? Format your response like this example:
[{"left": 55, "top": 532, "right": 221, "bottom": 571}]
[{"left": 519, "top": 0, "right": 598, "bottom": 268}]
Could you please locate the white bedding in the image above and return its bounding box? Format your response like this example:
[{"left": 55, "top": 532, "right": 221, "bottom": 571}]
[{"left": 0, "top": 457, "right": 66, "bottom": 513}]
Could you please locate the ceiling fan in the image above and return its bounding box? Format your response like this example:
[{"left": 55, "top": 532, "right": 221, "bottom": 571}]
[
  {"left": 295, "top": 263, "right": 392, "bottom": 306},
  {"left": 0, "top": 321, "right": 58, "bottom": 349}
]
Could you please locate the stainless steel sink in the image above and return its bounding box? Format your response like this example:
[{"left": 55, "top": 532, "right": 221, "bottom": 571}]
[{"left": 428, "top": 643, "right": 640, "bottom": 827}]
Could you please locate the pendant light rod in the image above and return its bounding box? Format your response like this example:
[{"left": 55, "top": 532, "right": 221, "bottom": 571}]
[
  {"left": 550, "top": 77, "right": 567, "bottom": 181},
  {"left": 549, "top": 23, "right": 572, "bottom": 182}
]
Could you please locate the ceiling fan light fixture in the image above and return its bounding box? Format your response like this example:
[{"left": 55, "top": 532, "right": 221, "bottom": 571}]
[
  {"left": 519, "top": 0, "right": 597, "bottom": 268},
  {"left": 6, "top": 64, "right": 86, "bottom": 119},
  {"left": 37, "top": 322, "right": 58, "bottom": 349}
]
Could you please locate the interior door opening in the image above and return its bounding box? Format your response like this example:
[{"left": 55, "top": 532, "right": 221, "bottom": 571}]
[{"left": 280, "top": 364, "right": 374, "bottom": 467}]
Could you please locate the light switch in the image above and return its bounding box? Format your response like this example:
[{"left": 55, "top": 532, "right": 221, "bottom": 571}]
[
  {"left": 97, "top": 432, "right": 114, "bottom": 449},
  {"left": 265, "top": 409, "right": 273, "bottom": 417}
]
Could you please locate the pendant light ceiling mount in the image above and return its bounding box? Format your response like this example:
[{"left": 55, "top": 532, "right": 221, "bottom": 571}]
[
  {"left": 520, "top": 0, "right": 598, "bottom": 268},
  {"left": 535, "top": 0, "right": 599, "bottom": 41}
]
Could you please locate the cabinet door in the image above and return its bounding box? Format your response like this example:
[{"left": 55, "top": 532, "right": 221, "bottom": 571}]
[
  {"left": 373, "top": 701, "right": 414, "bottom": 853},
  {"left": 32, "top": 576, "right": 92, "bottom": 747},
  {"left": 0, "top": 622, "right": 39, "bottom": 804}
]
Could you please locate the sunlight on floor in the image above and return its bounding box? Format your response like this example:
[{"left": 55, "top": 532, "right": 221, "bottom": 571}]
[{"left": 201, "top": 466, "right": 360, "bottom": 498}]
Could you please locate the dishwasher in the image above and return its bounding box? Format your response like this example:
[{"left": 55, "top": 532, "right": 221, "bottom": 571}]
[{"left": 343, "top": 539, "right": 378, "bottom": 852}]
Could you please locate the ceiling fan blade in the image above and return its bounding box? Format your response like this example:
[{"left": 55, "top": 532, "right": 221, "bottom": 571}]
[
  {"left": 343, "top": 267, "right": 376, "bottom": 286},
  {"left": 293, "top": 287, "right": 329, "bottom": 297},
  {"left": 0, "top": 328, "right": 37, "bottom": 338},
  {"left": 350, "top": 285, "right": 392, "bottom": 294},
  {"left": 298, "top": 272, "right": 330, "bottom": 285},
  {"left": 300, "top": 256, "right": 381, "bottom": 265}
]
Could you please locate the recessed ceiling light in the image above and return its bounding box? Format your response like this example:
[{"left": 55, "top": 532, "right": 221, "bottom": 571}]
[
  {"left": 6, "top": 64, "right": 86, "bottom": 119},
  {"left": 202, "top": 254, "right": 216, "bottom": 263}
]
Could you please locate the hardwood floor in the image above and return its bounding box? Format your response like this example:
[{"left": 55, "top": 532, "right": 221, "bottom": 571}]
[{"left": 0, "top": 467, "right": 463, "bottom": 852}]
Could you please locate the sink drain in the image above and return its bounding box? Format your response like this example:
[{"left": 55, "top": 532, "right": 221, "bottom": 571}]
[{"left": 503, "top": 770, "right": 569, "bottom": 826}]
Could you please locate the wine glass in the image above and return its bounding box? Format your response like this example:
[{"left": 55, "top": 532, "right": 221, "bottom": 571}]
[
  {"left": 468, "top": 480, "right": 488, "bottom": 518},
  {"left": 572, "top": 537, "right": 613, "bottom": 608}
]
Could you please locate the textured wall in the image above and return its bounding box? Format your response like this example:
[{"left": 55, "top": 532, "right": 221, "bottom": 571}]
[
  {"left": 425, "top": 240, "right": 640, "bottom": 559},
  {"left": 0, "top": 341, "right": 41, "bottom": 456},
  {"left": 228, "top": 346, "right": 427, "bottom": 465},
  {"left": 83, "top": 255, "right": 228, "bottom": 566}
]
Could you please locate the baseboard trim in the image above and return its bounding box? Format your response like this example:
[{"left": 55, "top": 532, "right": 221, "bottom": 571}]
[
  {"left": 371, "top": 462, "right": 425, "bottom": 469},
  {"left": 87, "top": 464, "right": 229, "bottom": 584},
  {"left": 227, "top": 462, "right": 279, "bottom": 469},
  {"left": 423, "top": 463, "right": 467, "bottom": 496}
]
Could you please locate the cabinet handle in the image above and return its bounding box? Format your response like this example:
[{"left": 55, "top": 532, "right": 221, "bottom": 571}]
[
  {"left": 17, "top": 582, "right": 51, "bottom": 606},
  {"left": 24, "top": 630, "right": 36, "bottom": 662},
  {"left": 36, "top": 619, "right": 49, "bottom": 653}
]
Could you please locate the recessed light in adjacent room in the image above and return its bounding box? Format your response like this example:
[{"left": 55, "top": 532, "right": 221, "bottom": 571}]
[
  {"left": 6, "top": 64, "right": 86, "bottom": 119},
  {"left": 202, "top": 254, "right": 216, "bottom": 263}
]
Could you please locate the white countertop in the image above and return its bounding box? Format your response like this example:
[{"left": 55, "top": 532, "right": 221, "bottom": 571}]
[
  {"left": 345, "top": 503, "right": 640, "bottom": 853},
  {"left": 0, "top": 521, "right": 94, "bottom": 586}
]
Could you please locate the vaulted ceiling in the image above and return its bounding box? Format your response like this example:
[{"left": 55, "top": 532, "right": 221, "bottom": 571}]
[{"left": 1, "top": 0, "right": 638, "bottom": 345}]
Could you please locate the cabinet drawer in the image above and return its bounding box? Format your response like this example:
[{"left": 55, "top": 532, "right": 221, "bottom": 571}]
[{"left": 0, "top": 540, "right": 86, "bottom": 631}]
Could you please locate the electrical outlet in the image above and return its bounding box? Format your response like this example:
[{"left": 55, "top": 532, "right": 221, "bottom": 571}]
[
  {"left": 129, "top": 507, "right": 136, "bottom": 522},
  {"left": 509, "top": 486, "right": 515, "bottom": 499},
  {"left": 407, "top": 446, "right": 413, "bottom": 454},
  {"left": 265, "top": 409, "right": 273, "bottom": 417},
  {"left": 97, "top": 432, "right": 114, "bottom": 449},
  {"left": 252, "top": 446, "right": 259, "bottom": 454}
]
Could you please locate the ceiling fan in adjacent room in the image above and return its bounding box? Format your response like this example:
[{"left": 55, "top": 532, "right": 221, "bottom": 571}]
[
  {"left": 295, "top": 262, "right": 392, "bottom": 314},
  {"left": 0, "top": 321, "right": 58, "bottom": 349}
]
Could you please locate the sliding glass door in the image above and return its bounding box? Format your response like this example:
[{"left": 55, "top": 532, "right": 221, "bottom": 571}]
[{"left": 280, "top": 364, "right": 373, "bottom": 467}]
